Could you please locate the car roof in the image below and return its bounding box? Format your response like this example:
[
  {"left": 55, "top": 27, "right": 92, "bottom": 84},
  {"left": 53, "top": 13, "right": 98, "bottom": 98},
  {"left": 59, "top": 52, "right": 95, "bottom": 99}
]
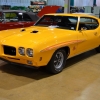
[
  {"left": 0, "top": 9, "right": 37, "bottom": 15},
  {"left": 0, "top": 10, "right": 26, "bottom": 13},
  {"left": 45, "top": 13, "right": 98, "bottom": 19},
  {"left": 0, "top": 10, "right": 39, "bottom": 21}
]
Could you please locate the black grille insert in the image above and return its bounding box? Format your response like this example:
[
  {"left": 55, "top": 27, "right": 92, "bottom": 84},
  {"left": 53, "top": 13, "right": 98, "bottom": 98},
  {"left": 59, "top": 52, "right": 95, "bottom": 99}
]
[{"left": 3, "top": 45, "right": 16, "bottom": 56}]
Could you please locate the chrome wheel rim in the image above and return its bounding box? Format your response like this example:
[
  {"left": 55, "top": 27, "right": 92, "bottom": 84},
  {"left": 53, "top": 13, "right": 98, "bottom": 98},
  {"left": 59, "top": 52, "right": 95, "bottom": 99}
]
[{"left": 54, "top": 51, "right": 64, "bottom": 69}]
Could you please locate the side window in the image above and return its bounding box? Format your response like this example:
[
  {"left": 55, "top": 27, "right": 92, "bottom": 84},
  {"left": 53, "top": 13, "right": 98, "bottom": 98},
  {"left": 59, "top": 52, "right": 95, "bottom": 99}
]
[
  {"left": 23, "top": 13, "right": 32, "bottom": 21},
  {"left": 9, "top": 13, "right": 18, "bottom": 22},
  {"left": 79, "top": 17, "right": 99, "bottom": 30},
  {"left": 68, "top": 17, "right": 78, "bottom": 23},
  {"left": 4, "top": 12, "right": 10, "bottom": 22},
  {"left": 4, "top": 12, "right": 18, "bottom": 22}
]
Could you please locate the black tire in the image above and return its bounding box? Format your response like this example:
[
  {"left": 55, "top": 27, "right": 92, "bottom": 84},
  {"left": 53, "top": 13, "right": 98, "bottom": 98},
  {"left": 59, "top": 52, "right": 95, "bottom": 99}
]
[
  {"left": 47, "top": 49, "right": 67, "bottom": 74},
  {"left": 96, "top": 46, "right": 100, "bottom": 53}
]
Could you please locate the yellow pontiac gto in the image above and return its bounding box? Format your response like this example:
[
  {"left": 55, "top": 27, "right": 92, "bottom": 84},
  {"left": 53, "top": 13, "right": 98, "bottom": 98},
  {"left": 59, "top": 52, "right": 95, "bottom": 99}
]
[{"left": 0, "top": 13, "right": 100, "bottom": 74}]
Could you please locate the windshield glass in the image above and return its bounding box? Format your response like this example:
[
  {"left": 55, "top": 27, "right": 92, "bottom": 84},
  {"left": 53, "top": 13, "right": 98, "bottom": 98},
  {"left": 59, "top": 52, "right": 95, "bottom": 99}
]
[{"left": 35, "top": 15, "right": 78, "bottom": 30}]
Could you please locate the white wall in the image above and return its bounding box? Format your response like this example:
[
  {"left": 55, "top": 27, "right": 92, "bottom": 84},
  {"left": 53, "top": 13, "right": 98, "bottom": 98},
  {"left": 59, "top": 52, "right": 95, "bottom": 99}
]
[
  {"left": 47, "top": 0, "right": 64, "bottom": 6},
  {"left": 96, "top": 0, "right": 100, "bottom": 6},
  {"left": 0, "top": 0, "right": 95, "bottom": 7},
  {"left": 0, "top": 0, "right": 30, "bottom": 7},
  {"left": 74, "top": 0, "right": 93, "bottom": 6}
]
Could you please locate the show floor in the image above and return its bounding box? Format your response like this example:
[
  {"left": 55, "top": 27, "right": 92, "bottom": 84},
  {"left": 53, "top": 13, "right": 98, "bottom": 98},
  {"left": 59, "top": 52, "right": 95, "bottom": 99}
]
[{"left": 0, "top": 50, "right": 100, "bottom": 100}]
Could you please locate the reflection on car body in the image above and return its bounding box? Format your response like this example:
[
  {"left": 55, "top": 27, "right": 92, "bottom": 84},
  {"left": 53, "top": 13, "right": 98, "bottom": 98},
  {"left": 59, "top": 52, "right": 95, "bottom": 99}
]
[{"left": 0, "top": 13, "right": 100, "bottom": 74}]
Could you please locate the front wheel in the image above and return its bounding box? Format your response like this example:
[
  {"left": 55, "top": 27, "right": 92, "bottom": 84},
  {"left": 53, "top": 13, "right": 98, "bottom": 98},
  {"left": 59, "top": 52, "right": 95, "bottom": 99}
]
[{"left": 47, "top": 49, "right": 67, "bottom": 74}]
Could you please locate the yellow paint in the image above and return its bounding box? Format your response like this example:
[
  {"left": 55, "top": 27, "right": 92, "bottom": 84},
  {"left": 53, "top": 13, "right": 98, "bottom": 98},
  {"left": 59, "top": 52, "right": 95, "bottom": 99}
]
[{"left": 0, "top": 13, "right": 100, "bottom": 67}]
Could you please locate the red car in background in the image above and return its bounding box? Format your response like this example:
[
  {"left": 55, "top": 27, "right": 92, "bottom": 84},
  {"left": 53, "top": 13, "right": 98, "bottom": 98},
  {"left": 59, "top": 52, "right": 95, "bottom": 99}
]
[{"left": 0, "top": 10, "right": 39, "bottom": 30}]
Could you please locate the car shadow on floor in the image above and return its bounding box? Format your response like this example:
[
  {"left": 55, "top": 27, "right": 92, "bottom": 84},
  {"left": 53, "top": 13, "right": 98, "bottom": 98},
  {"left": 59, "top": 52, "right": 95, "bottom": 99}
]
[
  {"left": 0, "top": 49, "right": 98, "bottom": 90},
  {"left": 65, "top": 49, "right": 97, "bottom": 68},
  {"left": 0, "top": 49, "right": 97, "bottom": 79},
  {"left": 0, "top": 63, "right": 51, "bottom": 80},
  {"left": 0, "top": 62, "right": 52, "bottom": 90}
]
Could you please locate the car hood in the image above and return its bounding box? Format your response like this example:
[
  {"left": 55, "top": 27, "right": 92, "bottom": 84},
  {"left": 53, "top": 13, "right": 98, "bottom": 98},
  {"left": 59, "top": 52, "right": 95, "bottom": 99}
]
[
  {"left": 1, "top": 26, "right": 73, "bottom": 48},
  {"left": 0, "top": 29, "right": 21, "bottom": 39}
]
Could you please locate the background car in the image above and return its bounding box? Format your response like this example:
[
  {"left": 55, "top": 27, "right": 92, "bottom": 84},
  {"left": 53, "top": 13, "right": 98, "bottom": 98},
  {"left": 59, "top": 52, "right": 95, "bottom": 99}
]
[
  {"left": 0, "top": 13, "right": 100, "bottom": 74},
  {"left": 0, "top": 10, "right": 39, "bottom": 30},
  {"left": 10, "top": 6, "right": 33, "bottom": 12}
]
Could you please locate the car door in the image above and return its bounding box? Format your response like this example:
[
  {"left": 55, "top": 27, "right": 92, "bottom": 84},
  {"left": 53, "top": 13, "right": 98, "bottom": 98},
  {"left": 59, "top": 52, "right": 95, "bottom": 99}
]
[
  {"left": 0, "top": 12, "right": 24, "bottom": 30},
  {"left": 76, "top": 17, "right": 100, "bottom": 54}
]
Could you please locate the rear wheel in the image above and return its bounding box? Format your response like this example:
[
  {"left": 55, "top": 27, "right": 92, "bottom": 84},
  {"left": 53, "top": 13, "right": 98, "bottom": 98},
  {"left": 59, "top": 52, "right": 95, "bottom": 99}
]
[{"left": 47, "top": 49, "right": 67, "bottom": 74}]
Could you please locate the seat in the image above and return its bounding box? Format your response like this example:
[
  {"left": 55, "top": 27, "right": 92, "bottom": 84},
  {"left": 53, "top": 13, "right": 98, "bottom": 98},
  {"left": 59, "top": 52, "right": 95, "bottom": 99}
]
[{"left": 78, "top": 23, "right": 87, "bottom": 30}]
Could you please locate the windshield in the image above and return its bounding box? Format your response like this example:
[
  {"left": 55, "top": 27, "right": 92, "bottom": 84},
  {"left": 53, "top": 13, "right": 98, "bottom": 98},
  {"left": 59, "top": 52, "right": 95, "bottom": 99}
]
[{"left": 35, "top": 15, "right": 78, "bottom": 30}]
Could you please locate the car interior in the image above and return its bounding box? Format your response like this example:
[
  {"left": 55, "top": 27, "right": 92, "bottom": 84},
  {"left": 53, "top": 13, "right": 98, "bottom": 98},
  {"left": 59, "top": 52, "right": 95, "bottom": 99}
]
[
  {"left": 57, "top": 17, "right": 77, "bottom": 30},
  {"left": 78, "top": 22, "right": 99, "bottom": 30}
]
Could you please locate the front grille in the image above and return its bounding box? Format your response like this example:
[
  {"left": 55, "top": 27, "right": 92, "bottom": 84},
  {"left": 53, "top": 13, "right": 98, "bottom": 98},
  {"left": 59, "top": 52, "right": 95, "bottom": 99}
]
[{"left": 3, "top": 45, "right": 16, "bottom": 56}]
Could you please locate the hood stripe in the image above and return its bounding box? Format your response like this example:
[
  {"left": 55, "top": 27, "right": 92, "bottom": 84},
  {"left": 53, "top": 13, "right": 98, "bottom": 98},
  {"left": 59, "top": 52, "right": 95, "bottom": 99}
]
[{"left": 40, "top": 39, "right": 85, "bottom": 52}]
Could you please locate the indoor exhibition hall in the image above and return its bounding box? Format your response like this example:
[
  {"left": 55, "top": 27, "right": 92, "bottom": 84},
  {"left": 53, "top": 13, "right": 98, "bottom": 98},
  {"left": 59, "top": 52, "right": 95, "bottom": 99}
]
[{"left": 0, "top": 0, "right": 100, "bottom": 100}]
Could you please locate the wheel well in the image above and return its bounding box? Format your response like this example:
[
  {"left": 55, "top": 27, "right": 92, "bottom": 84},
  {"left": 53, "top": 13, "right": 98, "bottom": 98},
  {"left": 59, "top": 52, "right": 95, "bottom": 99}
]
[
  {"left": 61, "top": 46, "right": 70, "bottom": 57},
  {"left": 47, "top": 46, "right": 70, "bottom": 65}
]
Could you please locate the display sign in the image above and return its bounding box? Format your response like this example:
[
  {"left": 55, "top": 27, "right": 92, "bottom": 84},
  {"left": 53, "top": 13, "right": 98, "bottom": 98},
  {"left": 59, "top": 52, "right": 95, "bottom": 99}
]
[
  {"left": 30, "top": 0, "right": 47, "bottom": 13},
  {"left": 31, "top": 0, "right": 47, "bottom": 5}
]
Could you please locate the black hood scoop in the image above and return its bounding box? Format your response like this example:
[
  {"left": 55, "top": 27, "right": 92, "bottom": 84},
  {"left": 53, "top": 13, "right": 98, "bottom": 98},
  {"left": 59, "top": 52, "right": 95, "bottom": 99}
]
[
  {"left": 20, "top": 28, "right": 26, "bottom": 32},
  {"left": 31, "top": 30, "right": 38, "bottom": 33}
]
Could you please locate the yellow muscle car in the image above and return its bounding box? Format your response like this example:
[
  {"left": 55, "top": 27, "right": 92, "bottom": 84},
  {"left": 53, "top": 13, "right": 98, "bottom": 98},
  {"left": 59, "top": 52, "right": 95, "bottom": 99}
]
[{"left": 0, "top": 13, "right": 100, "bottom": 74}]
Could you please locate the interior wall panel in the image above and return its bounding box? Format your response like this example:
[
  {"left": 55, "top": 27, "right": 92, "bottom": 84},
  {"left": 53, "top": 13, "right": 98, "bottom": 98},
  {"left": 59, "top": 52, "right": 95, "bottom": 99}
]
[
  {"left": 96, "top": 0, "right": 100, "bottom": 6},
  {"left": 0, "top": 0, "right": 30, "bottom": 7},
  {"left": 0, "top": 0, "right": 96, "bottom": 7},
  {"left": 74, "top": 0, "right": 93, "bottom": 6},
  {"left": 47, "top": 0, "right": 64, "bottom": 6}
]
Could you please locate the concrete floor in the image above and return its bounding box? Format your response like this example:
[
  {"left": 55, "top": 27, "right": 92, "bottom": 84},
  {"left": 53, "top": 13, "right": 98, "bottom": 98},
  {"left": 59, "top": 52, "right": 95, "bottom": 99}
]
[{"left": 0, "top": 50, "right": 100, "bottom": 100}]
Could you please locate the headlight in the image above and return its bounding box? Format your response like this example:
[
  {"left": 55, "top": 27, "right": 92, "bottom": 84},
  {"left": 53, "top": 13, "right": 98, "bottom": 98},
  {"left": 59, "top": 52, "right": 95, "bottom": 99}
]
[
  {"left": 26, "top": 48, "right": 33, "bottom": 57},
  {"left": 18, "top": 47, "right": 25, "bottom": 55}
]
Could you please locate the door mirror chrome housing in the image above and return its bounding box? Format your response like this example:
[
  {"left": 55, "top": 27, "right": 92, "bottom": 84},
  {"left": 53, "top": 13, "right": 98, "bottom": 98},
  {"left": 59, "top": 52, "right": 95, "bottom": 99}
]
[
  {"left": 79, "top": 27, "right": 87, "bottom": 32},
  {"left": 81, "top": 27, "right": 87, "bottom": 30}
]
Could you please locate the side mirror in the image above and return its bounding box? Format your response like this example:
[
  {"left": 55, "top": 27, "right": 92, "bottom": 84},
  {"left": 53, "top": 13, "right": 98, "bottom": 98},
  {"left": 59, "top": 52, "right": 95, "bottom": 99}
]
[
  {"left": 81, "top": 27, "right": 87, "bottom": 30},
  {"left": 81, "top": 27, "right": 84, "bottom": 31},
  {"left": 79, "top": 27, "right": 87, "bottom": 32}
]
